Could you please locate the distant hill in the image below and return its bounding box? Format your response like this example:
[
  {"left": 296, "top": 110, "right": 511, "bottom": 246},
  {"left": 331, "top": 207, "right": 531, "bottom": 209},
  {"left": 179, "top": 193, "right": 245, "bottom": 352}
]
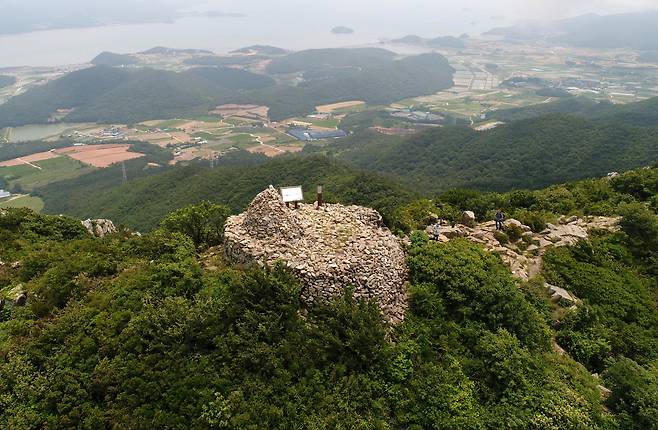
[
  {"left": 331, "top": 26, "right": 354, "bottom": 34},
  {"left": 230, "top": 45, "right": 288, "bottom": 55},
  {"left": 64, "top": 69, "right": 232, "bottom": 124},
  {"left": 491, "top": 96, "right": 658, "bottom": 127},
  {"left": 390, "top": 35, "right": 465, "bottom": 48},
  {"left": 639, "top": 51, "right": 658, "bottom": 63},
  {"left": 91, "top": 52, "right": 137, "bottom": 67},
  {"left": 139, "top": 46, "right": 213, "bottom": 55},
  {"left": 332, "top": 114, "right": 658, "bottom": 191},
  {"left": 487, "top": 11, "right": 658, "bottom": 50},
  {"left": 39, "top": 155, "right": 417, "bottom": 231},
  {"left": 0, "top": 49, "right": 454, "bottom": 126},
  {"left": 0, "top": 66, "right": 231, "bottom": 127},
  {"left": 183, "top": 55, "right": 265, "bottom": 67},
  {"left": 266, "top": 48, "right": 397, "bottom": 74},
  {"left": 0, "top": 75, "right": 16, "bottom": 89},
  {"left": 428, "top": 36, "right": 465, "bottom": 48},
  {"left": 257, "top": 52, "right": 455, "bottom": 120}
]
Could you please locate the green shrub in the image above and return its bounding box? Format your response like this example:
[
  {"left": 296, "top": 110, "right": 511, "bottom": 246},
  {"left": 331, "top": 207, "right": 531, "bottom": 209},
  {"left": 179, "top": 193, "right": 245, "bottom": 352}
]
[
  {"left": 512, "top": 209, "right": 557, "bottom": 232},
  {"left": 161, "top": 201, "right": 231, "bottom": 249},
  {"left": 604, "top": 358, "right": 658, "bottom": 430},
  {"left": 494, "top": 231, "right": 509, "bottom": 244},
  {"left": 504, "top": 223, "right": 524, "bottom": 242}
]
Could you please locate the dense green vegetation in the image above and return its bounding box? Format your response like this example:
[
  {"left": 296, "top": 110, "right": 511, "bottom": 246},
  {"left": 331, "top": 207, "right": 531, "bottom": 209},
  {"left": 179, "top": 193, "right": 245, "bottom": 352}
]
[
  {"left": 244, "top": 51, "right": 455, "bottom": 120},
  {"left": 40, "top": 155, "right": 417, "bottom": 231},
  {"left": 90, "top": 51, "right": 138, "bottom": 67},
  {"left": 491, "top": 96, "right": 658, "bottom": 127},
  {"left": 390, "top": 166, "right": 658, "bottom": 232},
  {"left": 265, "top": 48, "right": 397, "bottom": 74},
  {"left": 187, "top": 66, "right": 275, "bottom": 90},
  {"left": 0, "top": 49, "right": 454, "bottom": 126},
  {"left": 0, "top": 211, "right": 613, "bottom": 428},
  {"left": 330, "top": 114, "right": 658, "bottom": 191},
  {"left": 1, "top": 165, "right": 657, "bottom": 428}
]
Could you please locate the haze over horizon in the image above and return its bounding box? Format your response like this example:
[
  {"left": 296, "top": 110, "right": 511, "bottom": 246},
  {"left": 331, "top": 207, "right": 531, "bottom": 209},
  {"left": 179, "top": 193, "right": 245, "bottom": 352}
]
[
  {"left": 4, "top": 0, "right": 658, "bottom": 34},
  {"left": 1, "top": 0, "right": 658, "bottom": 67}
]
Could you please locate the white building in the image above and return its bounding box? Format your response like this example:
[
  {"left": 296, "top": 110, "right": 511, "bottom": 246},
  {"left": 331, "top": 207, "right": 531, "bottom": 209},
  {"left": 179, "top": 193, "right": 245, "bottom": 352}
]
[{"left": 0, "top": 189, "right": 10, "bottom": 199}]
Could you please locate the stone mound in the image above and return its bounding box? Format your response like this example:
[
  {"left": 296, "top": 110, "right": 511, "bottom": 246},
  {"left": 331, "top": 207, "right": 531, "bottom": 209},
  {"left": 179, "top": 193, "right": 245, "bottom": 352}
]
[
  {"left": 82, "top": 219, "right": 117, "bottom": 237},
  {"left": 224, "top": 186, "right": 408, "bottom": 324}
]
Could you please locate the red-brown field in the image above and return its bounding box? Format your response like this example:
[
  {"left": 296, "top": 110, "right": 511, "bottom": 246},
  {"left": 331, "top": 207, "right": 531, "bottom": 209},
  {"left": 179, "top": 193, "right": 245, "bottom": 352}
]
[
  {"left": 54, "top": 144, "right": 144, "bottom": 168},
  {"left": 0, "top": 150, "right": 59, "bottom": 167}
]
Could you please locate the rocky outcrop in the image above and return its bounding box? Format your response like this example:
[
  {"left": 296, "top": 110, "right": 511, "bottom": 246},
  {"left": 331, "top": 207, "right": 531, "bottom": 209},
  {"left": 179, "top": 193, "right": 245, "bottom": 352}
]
[
  {"left": 82, "top": 219, "right": 117, "bottom": 237},
  {"left": 461, "top": 211, "right": 476, "bottom": 228},
  {"left": 547, "top": 283, "right": 576, "bottom": 306},
  {"left": 223, "top": 186, "right": 408, "bottom": 324},
  {"left": 427, "top": 215, "right": 620, "bottom": 282}
]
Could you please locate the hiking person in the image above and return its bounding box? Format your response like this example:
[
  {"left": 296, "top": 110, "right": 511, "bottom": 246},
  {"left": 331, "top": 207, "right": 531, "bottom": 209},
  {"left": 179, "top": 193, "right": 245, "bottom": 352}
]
[
  {"left": 495, "top": 209, "right": 505, "bottom": 231},
  {"left": 433, "top": 219, "right": 442, "bottom": 239}
]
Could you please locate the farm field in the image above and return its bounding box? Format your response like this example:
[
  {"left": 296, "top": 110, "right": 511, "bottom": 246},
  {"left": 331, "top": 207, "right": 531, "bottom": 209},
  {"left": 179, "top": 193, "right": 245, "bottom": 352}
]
[
  {"left": 316, "top": 101, "right": 366, "bottom": 113},
  {"left": 0, "top": 195, "right": 44, "bottom": 212},
  {"left": 54, "top": 144, "right": 145, "bottom": 167},
  {"left": 0, "top": 150, "right": 58, "bottom": 167},
  {"left": 0, "top": 156, "right": 92, "bottom": 191}
]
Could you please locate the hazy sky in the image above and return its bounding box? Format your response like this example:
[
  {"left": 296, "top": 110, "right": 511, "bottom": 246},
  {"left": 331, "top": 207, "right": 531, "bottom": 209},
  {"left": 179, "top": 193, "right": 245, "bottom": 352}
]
[
  {"left": 2, "top": 0, "right": 658, "bottom": 67},
  {"left": 202, "top": 0, "right": 658, "bottom": 20}
]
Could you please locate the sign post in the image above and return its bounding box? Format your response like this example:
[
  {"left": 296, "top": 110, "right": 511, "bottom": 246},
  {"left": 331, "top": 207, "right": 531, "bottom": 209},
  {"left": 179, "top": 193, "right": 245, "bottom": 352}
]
[
  {"left": 316, "top": 184, "right": 323, "bottom": 209},
  {"left": 280, "top": 186, "right": 304, "bottom": 209}
]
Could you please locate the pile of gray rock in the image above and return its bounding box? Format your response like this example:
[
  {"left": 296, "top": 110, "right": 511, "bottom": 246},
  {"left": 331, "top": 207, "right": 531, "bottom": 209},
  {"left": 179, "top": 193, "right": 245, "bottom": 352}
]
[
  {"left": 224, "top": 186, "right": 409, "bottom": 324},
  {"left": 82, "top": 219, "right": 117, "bottom": 237}
]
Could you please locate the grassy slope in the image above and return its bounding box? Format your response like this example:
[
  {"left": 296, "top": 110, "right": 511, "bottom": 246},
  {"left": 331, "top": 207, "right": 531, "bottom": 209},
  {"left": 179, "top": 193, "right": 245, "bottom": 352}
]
[
  {"left": 0, "top": 156, "right": 93, "bottom": 191},
  {"left": 0, "top": 195, "right": 44, "bottom": 212}
]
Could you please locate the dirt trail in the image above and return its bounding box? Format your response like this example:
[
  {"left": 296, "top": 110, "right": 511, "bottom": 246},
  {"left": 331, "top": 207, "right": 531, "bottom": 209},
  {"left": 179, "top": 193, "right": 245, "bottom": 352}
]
[{"left": 250, "top": 133, "right": 284, "bottom": 154}]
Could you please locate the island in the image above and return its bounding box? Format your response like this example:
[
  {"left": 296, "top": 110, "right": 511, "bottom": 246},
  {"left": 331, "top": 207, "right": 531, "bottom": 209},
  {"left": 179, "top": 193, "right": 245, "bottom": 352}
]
[{"left": 331, "top": 26, "right": 355, "bottom": 34}]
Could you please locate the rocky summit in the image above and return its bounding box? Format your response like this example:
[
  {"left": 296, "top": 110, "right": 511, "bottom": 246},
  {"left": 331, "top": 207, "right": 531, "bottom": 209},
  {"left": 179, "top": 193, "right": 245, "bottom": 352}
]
[{"left": 224, "top": 186, "right": 408, "bottom": 324}]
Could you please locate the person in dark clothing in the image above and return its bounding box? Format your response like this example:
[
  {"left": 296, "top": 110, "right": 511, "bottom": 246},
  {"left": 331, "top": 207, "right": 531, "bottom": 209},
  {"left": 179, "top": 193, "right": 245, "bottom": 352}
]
[{"left": 495, "top": 209, "right": 505, "bottom": 231}]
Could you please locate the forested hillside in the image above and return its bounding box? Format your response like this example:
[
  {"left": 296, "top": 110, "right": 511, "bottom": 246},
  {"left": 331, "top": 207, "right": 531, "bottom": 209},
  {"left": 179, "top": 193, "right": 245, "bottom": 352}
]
[
  {"left": 91, "top": 51, "right": 137, "bottom": 67},
  {"left": 39, "top": 155, "right": 418, "bottom": 231},
  {"left": 32, "top": 112, "right": 658, "bottom": 231},
  {"left": 491, "top": 96, "right": 658, "bottom": 127},
  {"left": 1, "top": 166, "right": 657, "bottom": 428},
  {"left": 0, "top": 49, "right": 454, "bottom": 126},
  {"left": 332, "top": 114, "right": 658, "bottom": 191}
]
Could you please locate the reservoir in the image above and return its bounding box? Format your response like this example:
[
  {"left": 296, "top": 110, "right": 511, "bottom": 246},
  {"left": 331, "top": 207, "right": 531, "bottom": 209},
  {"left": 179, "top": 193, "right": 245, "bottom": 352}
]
[{"left": 3, "top": 123, "right": 81, "bottom": 143}]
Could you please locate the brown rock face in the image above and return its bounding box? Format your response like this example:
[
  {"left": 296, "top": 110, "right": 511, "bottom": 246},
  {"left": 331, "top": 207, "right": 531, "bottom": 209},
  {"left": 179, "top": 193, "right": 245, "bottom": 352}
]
[{"left": 224, "top": 186, "right": 409, "bottom": 324}]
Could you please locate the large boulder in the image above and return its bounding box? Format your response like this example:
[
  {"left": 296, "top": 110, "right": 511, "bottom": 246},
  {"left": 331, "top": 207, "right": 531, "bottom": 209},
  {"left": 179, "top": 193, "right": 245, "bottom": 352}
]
[
  {"left": 461, "top": 211, "right": 476, "bottom": 228},
  {"left": 82, "top": 219, "right": 117, "bottom": 237},
  {"left": 224, "top": 186, "right": 408, "bottom": 324}
]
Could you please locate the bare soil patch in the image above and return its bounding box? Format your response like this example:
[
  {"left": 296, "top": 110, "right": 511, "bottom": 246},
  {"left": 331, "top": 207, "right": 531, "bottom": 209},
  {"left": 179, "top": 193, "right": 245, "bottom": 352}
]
[
  {"left": 55, "top": 144, "right": 145, "bottom": 168},
  {"left": 0, "top": 151, "right": 59, "bottom": 167},
  {"left": 316, "top": 100, "right": 365, "bottom": 113}
]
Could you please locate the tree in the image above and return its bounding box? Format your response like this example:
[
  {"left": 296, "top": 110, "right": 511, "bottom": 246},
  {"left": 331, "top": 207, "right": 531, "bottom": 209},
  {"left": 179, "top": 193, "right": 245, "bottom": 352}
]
[{"left": 160, "top": 201, "right": 230, "bottom": 248}]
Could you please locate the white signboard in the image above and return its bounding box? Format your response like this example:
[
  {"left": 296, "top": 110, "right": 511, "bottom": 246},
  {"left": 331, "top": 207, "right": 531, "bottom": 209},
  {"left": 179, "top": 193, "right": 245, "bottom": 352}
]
[{"left": 280, "top": 186, "right": 304, "bottom": 203}]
